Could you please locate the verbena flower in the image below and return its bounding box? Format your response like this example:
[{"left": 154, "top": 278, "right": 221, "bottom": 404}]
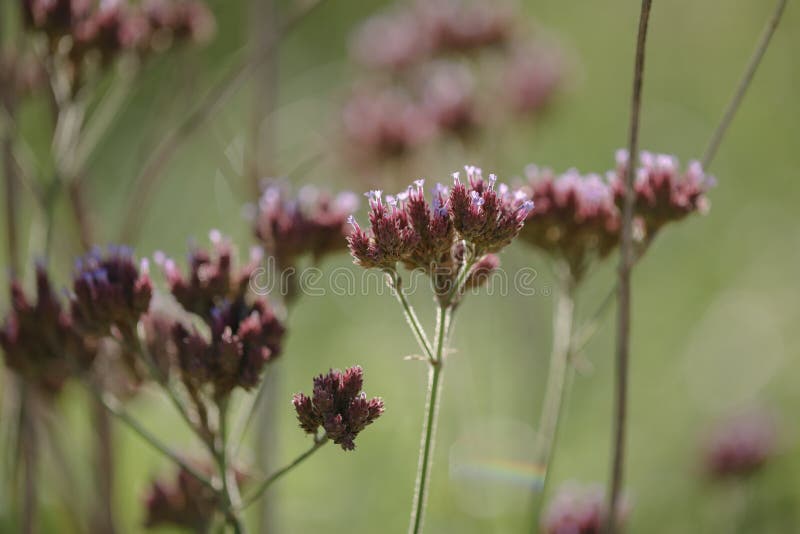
[
  {"left": 293, "top": 366, "right": 384, "bottom": 451},
  {"left": 70, "top": 245, "right": 153, "bottom": 339},
  {"left": 541, "top": 482, "right": 630, "bottom": 534},
  {"left": 159, "top": 232, "right": 285, "bottom": 400},
  {"left": 503, "top": 43, "right": 564, "bottom": 115},
  {"left": 349, "top": 8, "right": 428, "bottom": 70},
  {"left": 703, "top": 412, "right": 777, "bottom": 479},
  {"left": 519, "top": 166, "right": 620, "bottom": 280},
  {"left": 420, "top": 0, "right": 514, "bottom": 54},
  {"left": 143, "top": 462, "right": 247, "bottom": 532},
  {"left": 420, "top": 62, "right": 481, "bottom": 139},
  {"left": 1, "top": 266, "right": 95, "bottom": 395},
  {"left": 156, "top": 230, "right": 260, "bottom": 321},
  {"left": 254, "top": 183, "right": 359, "bottom": 272},
  {"left": 611, "top": 149, "right": 714, "bottom": 238}
]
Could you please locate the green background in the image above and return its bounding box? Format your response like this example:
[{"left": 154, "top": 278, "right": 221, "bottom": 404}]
[{"left": 1, "top": 0, "right": 799, "bottom": 532}]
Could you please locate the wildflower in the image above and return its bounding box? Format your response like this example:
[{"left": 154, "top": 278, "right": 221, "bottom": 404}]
[
  {"left": 420, "top": 0, "right": 514, "bottom": 54},
  {"left": 611, "top": 150, "right": 714, "bottom": 237},
  {"left": 143, "top": 462, "right": 247, "bottom": 531},
  {"left": 349, "top": 8, "right": 428, "bottom": 70},
  {"left": 172, "top": 298, "right": 284, "bottom": 399},
  {"left": 254, "top": 183, "right": 358, "bottom": 271},
  {"left": 503, "top": 43, "right": 564, "bottom": 115},
  {"left": 449, "top": 166, "right": 533, "bottom": 255},
  {"left": 541, "top": 482, "right": 630, "bottom": 534},
  {"left": 421, "top": 62, "right": 481, "bottom": 138},
  {"left": 341, "top": 86, "right": 435, "bottom": 164},
  {"left": 0, "top": 266, "right": 95, "bottom": 395},
  {"left": 703, "top": 412, "right": 778, "bottom": 479},
  {"left": 293, "top": 366, "right": 384, "bottom": 451},
  {"left": 156, "top": 231, "right": 260, "bottom": 321},
  {"left": 70, "top": 245, "right": 153, "bottom": 339},
  {"left": 519, "top": 166, "right": 620, "bottom": 280}
]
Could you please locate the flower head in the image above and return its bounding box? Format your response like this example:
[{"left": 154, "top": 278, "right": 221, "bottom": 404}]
[
  {"left": 420, "top": 0, "right": 514, "bottom": 54},
  {"left": 611, "top": 150, "right": 714, "bottom": 237},
  {"left": 541, "top": 482, "right": 630, "bottom": 534},
  {"left": 254, "top": 182, "right": 358, "bottom": 271},
  {"left": 703, "top": 411, "right": 778, "bottom": 479},
  {"left": 349, "top": 8, "right": 428, "bottom": 70},
  {"left": 520, "top": 166, "right": 620, "bottom": 279},
  {"left": 293, "top": 366, "right": 384, "bottom": 451},
  {"left": 70, "top": 245, "right": 152, "bottom": 337},
  {"left": 1, "top": 266, "right": 95, "bottom": 395},
  {"left": 156, "top": 231, "right": 259, "bottom": 321},
  {"left": 172, "top": 298, "right": 284, "bottom": 398}
]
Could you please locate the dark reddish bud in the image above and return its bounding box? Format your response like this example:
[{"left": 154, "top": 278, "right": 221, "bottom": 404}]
[
  {"left": 703, "top": 411, "right": 778, "bottom": 479},
  {"left": 1, "top": 266, "right": 94, "bottom": 395},
  {"left": 292, "top": 366, "right": 384, "bottom": 451},
  {"left": 541, "top": 482, "right": 630, "bottom": 534},
  {"left": 70, "top": 245, "right": 152, "bottom": 338},
  {"left": 144, "top": 461, "right": 247, "bottom": 532},
  {"left": 464, "top": 253, "right": 500, "bottom": 291}
]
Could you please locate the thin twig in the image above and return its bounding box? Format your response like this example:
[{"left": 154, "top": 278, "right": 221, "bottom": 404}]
[
  {"left": 702, "top": 0, "right": 788, "bottom": 169},
  {"left": 605, "top": 1, "right": 653, "bottom": 532},
  {"left": 119, "top": 0, "right": 330, "bottom": 244},
  {"left": 390, "top": 271, "right": 435, "bottom": 361},
  {"left": 242, "top": 434, "right": 328, "bottom": 509}
]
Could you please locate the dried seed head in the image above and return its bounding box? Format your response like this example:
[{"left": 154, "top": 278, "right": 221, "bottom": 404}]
[{"left": 293, "top": 366, "right": 384, "bottom": 451}]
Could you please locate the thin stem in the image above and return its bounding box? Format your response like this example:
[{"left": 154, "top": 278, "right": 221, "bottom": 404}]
[
  {"left": 408, "top": 304, "right": 449, "bottom": 534},
  {"left": 702, "top": 0, "right": 788, "bottom": 169},
  {"left": 390, "top": 271, "right": 435, "bottom": 361},
  {"left": 215, "top": 403, "right": 246, "bottom": 534},
  {"left": 17, "top": 384, "right": 37, "bottom": 534},
  {"left": 118, "top": 0, "right": 329, "bottom": 244},
  {"left": 606, "top": 1, "right": 653, "bottom": 533},
  {"left": 87, "top": 385, "right": 216, "bottom": 494},
  {"left": 2, "top": 91, "right": 21, "bottom": 278},
  {"left": 531, "top": 267, "right": 576, "bottom": 501},
  {"left": 242, "top": 435, "right": 328, "bottom": 509}
]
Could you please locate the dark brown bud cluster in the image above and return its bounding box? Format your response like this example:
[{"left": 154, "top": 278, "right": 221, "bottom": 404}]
[
  {"left": 703, "top": 412, "right": 777, "bottom": 479},
  {"left": 70, "top": 246, "right": 153, "bottom": 339},
  {"left": 143, "top": 462, "right": 247, "bottom": 532},
  {"left": 254, "top": 183, "right": 359, "bottom": 271},
  {"left": 157, "top": 230, "right": 260, "bottom": 321},
  {"left": 611, "top": 150, "right": 714, "bottom": 238},
  {"left": 20, "top": 0, "right": 214, "bottom": 90},
  {"left": 541, "top": 482, "right": 629, "bottom": 534},
  {"left": 158, "top": 233, "right": 286, "bottom": 400},
  {"left": 342, "top": 0, "right": 564, "bottom": 170},
  {"left": 293, "top": 366, "right": 384, "bottom": 451},
  {"left": 0, "top": 267, "right": 95, "bottom": 395},
  {"left": 519, "top": 167, "right": 620, "bottom": 280}
]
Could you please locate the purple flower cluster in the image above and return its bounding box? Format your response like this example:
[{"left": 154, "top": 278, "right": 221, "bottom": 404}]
[
  {"left": 703, "top": 412, "right": 778, "bottom": 479},
  {"left": 157, "top": 231, "right": 260, "bottom": 321},
  {"left": 611, "top": 150, "right": 714, "bottom": 237},
  {"left": 348, "top": 169, "right": 531, "bottom": 270},
  {"left": 70, "top": 246, "right": 153, "bottom": 338},
  {"left": 541, "top": 482, "right": 629, "bottom": 534},
  {"left": 20, "top": 0, "right": 214, "bottom": 89},
  {"left": 341, "top": 0, "right": 564, "bottom": 168},
  {"left": 144, "top": 462, "right": 247, "bottom": 531},
  {"left": 254, "top": 183, "right": 359, "bottom": 271},
  {"left": 520, "top": 167, "right": 620, "bottom": 280},
  {"left": 293, "top": 366, "right": 384, "bottom": 451},
  {"left": 0, "top": 267, "right": 95, "bottom": 395},
  {"left": 157, "top": 232, "right": 286, "bottom": 399}
]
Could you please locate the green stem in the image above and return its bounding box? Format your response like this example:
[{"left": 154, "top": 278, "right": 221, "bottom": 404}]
[
  {"left": 531, "top": 268, "right": 576, "bottom": 511},
  {"left": 408, "top": 304, "right": 449, "bottom": 534},
  {"left": 87, "top": 386, "right": 215, "bottom": 494},
  {"left": 390, "top": 271, "right": 434, "bottom": 361},
  {"left": 215, "top": 402, "right": 246, "bottom": 534},
  {"left": 241, "top": 435, "right": 328, "bottom": 509}
]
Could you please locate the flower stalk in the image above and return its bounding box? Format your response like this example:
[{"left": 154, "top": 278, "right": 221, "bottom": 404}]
[{"left": 606, "top": 1, "right": 654, "bottom": 532}]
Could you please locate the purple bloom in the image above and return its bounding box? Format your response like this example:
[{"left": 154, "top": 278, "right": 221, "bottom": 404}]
[
  {"left": 541, "top": 482, "right": 630, "bottom": 534},
  {"left": 703, "top": 411, "right": 778, "bottom": 479},
  {"left": 292, "top": 366, "right": 384, "bottom": 451}
]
